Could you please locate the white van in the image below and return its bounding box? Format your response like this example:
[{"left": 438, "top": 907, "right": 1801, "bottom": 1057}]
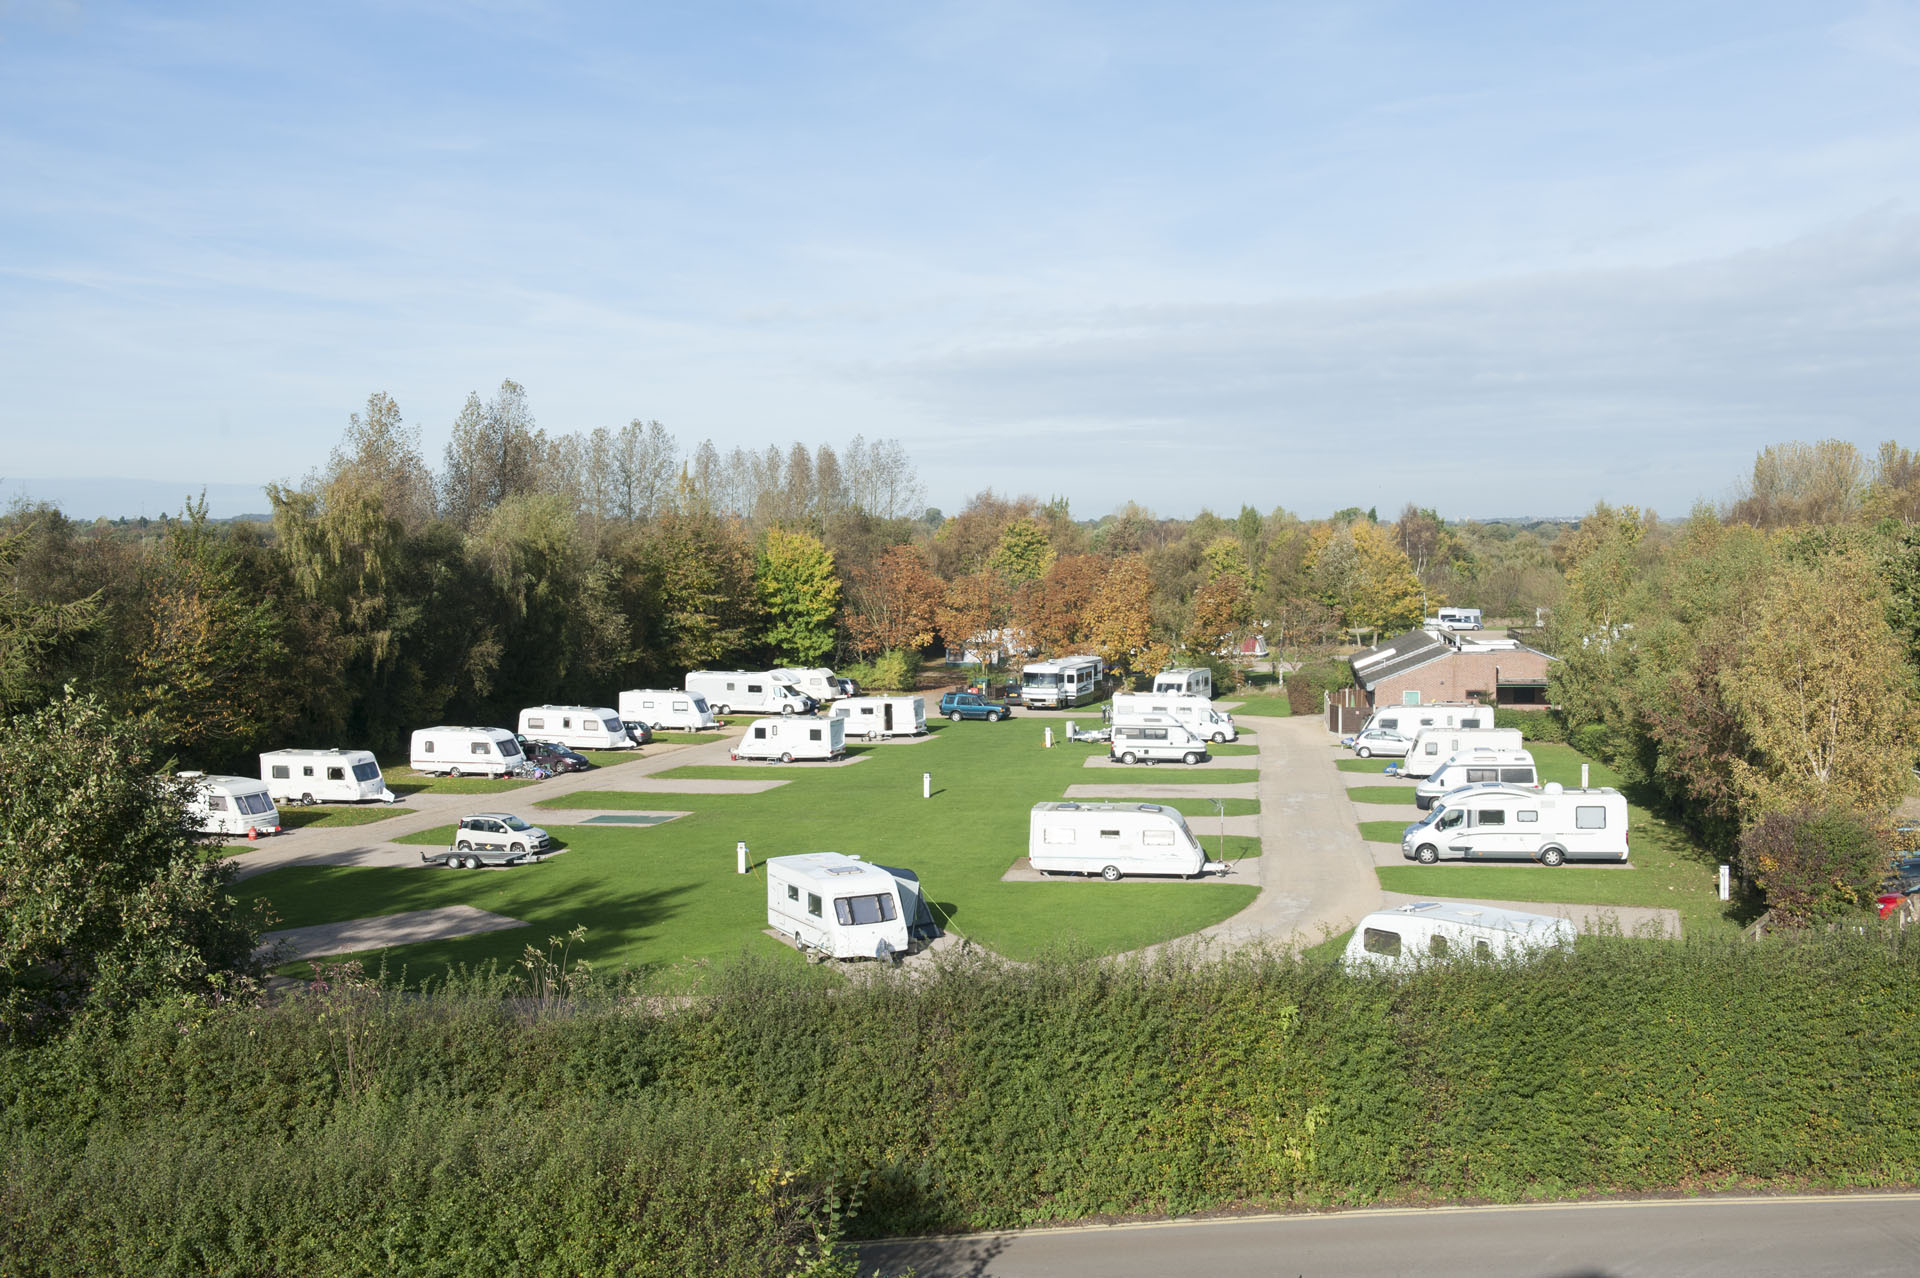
[
  {"left": 618, "top": 689, "right": 720, "bottom": 732},
  {"left": 732, "top": 715, "right": 847, "bottom": 762},
  {"left": 771, "top": 667, "right": 845, "bottom": 703},
  {"left": 409, "top": 726, "right": 524, "bottom": 778},
  {"left": 1153, "top": 667, "right": 1213, "bottom": 699},
  {"left": 1020, "top": 655, "right": 1104, "bottom": 708},
  {"left": 1357, "top": 701, "right": 1493, "bottom": 739},
  {"left": 517, "top": 705, "right": 626, "bottom": 751},
  {"left": 1399, "top": 727, "right": 1525, "bottom": 778},
  {"left": 1344, "top": 901, "right": 1575, "bottom": 972},
  {"left": 1401, "top": 784, "right": 1630, "bottom": 866},
  {"left": 1434, "top": 607, "right": 1484, "bottom": 631},
  {"left": 1414, "top": 749, "right": 1538, "bottom": 810},
  {"left": 832, "top": 695, "right": 927, "bottom": 739},
  {"left": 1027, "top": 801, "right": 1225, "bottom": 880},
  {"left": 1109, "top": 720, "right": 1210, "bottom": 766},
  {"left": 178, "top": 772, "right": 282, "bottom": 837},
  {"left": 686, "top": 671, "right": 816, "bottom": 717},
  {"left": 1110, "top": 692, "right": 1236, "bottom": 743},
  {"left": 766, "top": 852, "right": 936, "bottom": 960},
  {"left": 259, "top": 748, "right": 396, "bottom": 805}
]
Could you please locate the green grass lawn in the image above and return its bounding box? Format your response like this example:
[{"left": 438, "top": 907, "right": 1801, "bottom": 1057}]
[
  {"left": 1346, "top": 785, "right": 1421, "bottom": 805},
  {"left": 241, "top": 726, "right": 1261, "bottom": 981},
  {"left": 1359, "top": 820, "right": 1409, "bottom": 844},
  {"left": 1206, "top": 834, "right": 1261, "bottom": 861},
  {"left": 648, "top": 732, "right": 727, "bottom": 745},
  {"left": 1095, "top": 797, "right": 1260, "bottom": 818},
  {"left": 535, "top": 790, "right": 763, "bottom": 810},
  {"left": 579, "top": 750, "right": 640, "bottom": 767},
  {"left": 1336, "top": 758, "right": 1396, "bottom": 774},
  {"left": 1208, "top": 742, "right": 1258, "bottom": 757},
  {"left": 1223, "top": 694, "right": 1291, "bottom": 718},
  {"left": 384, "top": 768, "right": 537, "bottom": 798},
  {"left": 277, "top": 805, "right": 416, "bottom": 831}
]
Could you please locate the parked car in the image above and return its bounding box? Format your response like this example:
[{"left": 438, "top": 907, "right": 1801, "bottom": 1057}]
[
  {"left": 420, "top": 813, "right": 553, "bottom": 868},
  {"left": 516, "top": 737, "right": 591, "bottom": 773},
  {"left": 1342, "top": 728, "right": 1414, "bottom": 759},
  {"left": 939, "top": 691, "right": 1012, "bottom": 722},
  {"left": 621, "top": 719, "right": 654, "bottom": 746}
]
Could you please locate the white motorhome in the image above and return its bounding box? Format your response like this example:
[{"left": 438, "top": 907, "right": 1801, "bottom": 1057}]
[
  {"left": 832, "top": 696, "right": 927, "bottom": 739},
  {"left": 617, "top": 689, "right": 720, "bottom": 732},
  {"left": 517, "top": 705, "right": 627, "bottom": 750},
  {"left": 771, "top": 667, "right": 844, "bottom": 703},
  {"left": 1344, "top": 901, "right": 1575, "bottom": 972},
  {"left": 178, "top": 772, "right": 282, "bottom": 837},
  {"left": 1109, "top": 692, "right": 1237, "bottom": 743},
  {"left": 259, "top": 749, "right": 396, "bottom": 805},
  {"left": 686, "top": 671, "right": 817, "bottom": 717},
  {"left": 1413, "top": 749, "right": 1538, "bottom": 810},
  {"left": 1433, "top": 607, "right": 1484, "bottom": 631},
  {"left": 1401, "top": 784, "right": 1630, "bottom": 866},
  {"left": 1020, "top": 655, "right": 1104, "bottom": 708},
  {"left": 765, "top": 852, "right": 936, "bottom": 960},
  {"left": 1109, "top": 719, "right": 1210, "bottom": 766},
  {"left": 1152, "top": 667, "right": 1213, "bottom": 699},
  {"left": 409, "top": 726, "right": 524, "bottom": 778},
  {"left": 1027, "top": 801, "right": 1225, "bottom": 880},
  {"left": 732, "top": 715, "right": 847, "bottom": 762},
  {"left": 1357, "top": 701, "right": 1493, "bottom": 739},
  {"left": 1399, "top": 727, "right": 1525, "bottom": 779}
]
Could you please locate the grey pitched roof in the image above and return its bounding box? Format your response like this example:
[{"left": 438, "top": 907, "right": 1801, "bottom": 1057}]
[{"left": 1347, "top": 629, "right": 1450, "bottom": 690}]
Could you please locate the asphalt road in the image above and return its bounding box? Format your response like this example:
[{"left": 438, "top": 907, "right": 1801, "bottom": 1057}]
[{"left": 856, "top": 1194, "right": 1920, "bottom": 1277}]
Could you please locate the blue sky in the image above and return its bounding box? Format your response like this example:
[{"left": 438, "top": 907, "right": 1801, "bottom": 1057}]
[{"left": 3, "top": 0, "right": 1919, "bottom": 521}]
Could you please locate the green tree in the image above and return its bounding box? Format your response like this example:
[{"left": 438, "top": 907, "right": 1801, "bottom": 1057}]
[
  {"left": 0, "top": 523, "right": 100, "bottom": 714},
  {"left": 1736, "top": 804, "right": 1889, "bottom": 927},
  {"left": 756, "top": 528, "right": 840, "bottom": 664},
  {"left": 988, "top": 516, "right": 1056, "bottom": 587}
]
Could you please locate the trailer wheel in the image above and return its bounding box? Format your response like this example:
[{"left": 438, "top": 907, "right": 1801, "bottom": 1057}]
[
  {"left": 1120, "top": 751, "right": 1138, "bottom": 765},
  {"left": 444, "top": 855, "right": 460, "bottom": 869},
  {"left": 1415, "top": 845, "right": 1439, "bottom": 865},
  {"left": 780, "top": 752, "right": 794, "bottom": 764},
  {"left": 986, "top": 710, "right": 1001, "bottom": 722},
  {"left": 301, "top": 792, "right": 316, "bottom": 806},
  {"left": 949, "top": 711, "right": 963, "bottom": 722},
  {"left": 1539, "top": 846, "right": 1567, "bottom": 867},
  {"left": 1183, "top": 751, "right": 1202, "bottom": 766},
  {"left": 1356, "top": 747, "right": 1371, "bottom": 759},
  {"left": 1101, "top": 865, "right": 1123, "bottom": 882}
]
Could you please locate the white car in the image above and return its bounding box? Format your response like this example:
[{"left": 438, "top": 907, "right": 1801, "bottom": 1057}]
[
  {"left": 1347, "top": 728, "right": 1413, "bottom": 759},
  {"left": 420, "top": 812, "right": 553, "bottom": 868}
]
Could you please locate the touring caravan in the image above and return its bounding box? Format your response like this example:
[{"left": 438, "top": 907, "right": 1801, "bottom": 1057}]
[
  {"left": 1153, "top": 667, "right": 1213, "bottom": 699},
  {"left": 686, "top": 671, "right": 816, "bottom": 717},
  {"left": 1356, "top": 701, "right": 1492, "bottom": 739},
  {"left": 1398, "top": 727, "right": 1525, "bottom": 778},
  {"left": 178, "top": 772, "right": 282, "bottom": 837},
  {"left": 1401, "top": 784, "right": 1630, "bottom": 866},
  {"left": 765, "top": 852, "right": 937, "bottom": 960},
  {"left": 832, "top": 695, "right": 927, "bottom": 739},
  {"left": 1110, "top": 692, "right": 1237, "bottom": 742},
  {"left": 771, "top": 667, "right": 845, "bottom": 703},
  {"left": 1027, "top": 801, "right": 1225, "bottom": 880},
  {"left": 1413, "top": 749, "right": 1538, "bottom": 810},
  {"left": 259, "top": 748, "right": 396, "bottom": 805},
  {"left": 517, "top": 705, "right": 626, "bottom": 751},
  {"left": 409, "top": 726, "right": 524, "bottom": 778},
  {"left": 1344, "top": 901, "right": 1575, "bottom": 972},
  {"left": 732, "top": 715, "right": 847, "bottom": 762},
  {"left": 617, "top": 689, "right": 720, "bottom": 732},
  {"left": 1109, "top": 719, "right": 1210, "bottom": 766},
  {"left": 1020, "top": 655, "right": 1104, "bottom": 708}
]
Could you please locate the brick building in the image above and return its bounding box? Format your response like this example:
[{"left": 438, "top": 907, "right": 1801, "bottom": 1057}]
[{"left": 1347, "top": 628, "right": 1555, "bottom": 712}]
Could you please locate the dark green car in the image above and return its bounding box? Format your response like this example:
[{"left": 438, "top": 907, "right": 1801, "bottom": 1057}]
[{"left": 939, "top": 692, "right": 1012, "bottom": 723}]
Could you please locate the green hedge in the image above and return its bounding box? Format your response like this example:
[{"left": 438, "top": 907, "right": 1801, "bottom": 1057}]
[{"left": 8, "top": 935, "right": 1920, "bottom": 1263}]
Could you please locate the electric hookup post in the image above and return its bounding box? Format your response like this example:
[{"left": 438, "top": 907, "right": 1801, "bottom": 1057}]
[
  {"left": 737, "top": 841, "right": 748, "bottom": 875},
  {"left": 922, "top": 772, "right": 931, "bottom": 799}
]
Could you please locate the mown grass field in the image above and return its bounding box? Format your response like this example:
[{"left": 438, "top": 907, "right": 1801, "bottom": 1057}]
[
  {"left": 1359, "top": 819, "right": 1408, "bottom": 844},
  {"left": 276, "top": 805, "right": 416, "bottom": 831},
  {"left": 382, "top": 767, "right": 537, "bottom": 798},
  {"left": 1346, "top": 784, "right": 1421, "bottom": 805},
  {"left": 1221, "top": 692, "right": 1291, "bottom": 718},
  {"left": 1336, "top": 757, "right": 1399, "bottom": 774},
  {"left": 239, "top": 723, "right": 1260, "bottom": 981}
]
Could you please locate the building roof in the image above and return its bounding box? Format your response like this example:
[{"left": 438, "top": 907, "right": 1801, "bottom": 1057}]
[{"left": 1348, "top": 629, "right": 1451, "bottom": 689}]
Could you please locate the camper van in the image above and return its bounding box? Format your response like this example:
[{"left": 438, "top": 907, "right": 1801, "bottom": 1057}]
[
  {"left": 765, "top": 852, "right": 937, "bottom": 960},
  {"left": 832, "top": 696, "right": 927, "bottom": 739},
  {"left": 1344, "top": 901, "right": 1575, "bottom": 972},
  {"left": 771, "top": 667, "right": 845, "bottom": 703},
  {"left": 617, "top": 689, "right": 719, "bottom": 732},
  {"left": 259, "top": 748, "right": 396, "bottom": 805},
  {"left": 1109, "top": 692, "right": 1237, "bottom": 743},
  {"left": 1413, "top": 749, "right": 1538, "bottom": 810},
  {"left": 178, "top": 772, "right": 282, "bottom": 837},
  {"left": 1434, "top": 607, "right": 1484, "bottom": 631},
  {"left": 409, "top": 726, "right": 524, "bottom": 778},
  {"left": 685, "top": 671, "right": 816, "bottom": 717},
  {"left": 1355, "top": 701, "right": 1493, "bottom": 739},
  {"left": 732, "top": 715, "right": 846, "bottom": 762},
  {"left": 1020, "top": 655, "right": 1104, "bottom": 708},
  {"left": 1401, "top": 784, "right": 1630, "bottom": 866},
  {"left": 1152, "top": 668, "right": 1213, "bottom": 699},
  {"left": 1399, "top": 727, "right": 1525, "bottom": 778},
  {"left": 1109, "top": 720, "right": 1210, "bottom": 766},
  {"left": 1027, "top": 801, "right": 1226, "bottom": 880},
  {"left": 517, "top": 705, "right": 627, "bottom": 751}
]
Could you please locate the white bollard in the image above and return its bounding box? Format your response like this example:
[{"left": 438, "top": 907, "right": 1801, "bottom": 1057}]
[
  {"left": 1580, "top": 764, "right": 1589, "bottom": 788},
  {"left": 1044, "top": 727, "right": 1053, "bottom": 749},
  {"left": 1718, "top": 864, "right": 1730, "bottom": 902},
  {"left": 737, "top": 841, "right": 748, "bottom": 875},
  {"left": 923, "top": 772, "right": 931, "bottom": 799}
]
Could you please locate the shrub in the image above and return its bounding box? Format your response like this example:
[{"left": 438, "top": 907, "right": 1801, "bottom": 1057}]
[
  {"left": 1494, "top": 706, "right": 1570, "bottom": 742},
  {"left": 1736, "top": 805, "right": 1890, "bottom": 927},
  {"left": 1286, "top": 659, "right": 1351, "bottom": 715}
]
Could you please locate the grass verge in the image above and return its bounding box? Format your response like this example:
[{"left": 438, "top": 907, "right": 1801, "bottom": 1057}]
[
  {"left": 1336, "top": 758, "right": 1396, "bottom": 774},
  {"left": 1359, "top": 820, "right": 1408, "bottom": 844},
  {"left": 1347, "top": 785, "right": 1421, "bottom": 805},
  {"left": 277, "top": 806, "right": 416, "bottom": 831}
]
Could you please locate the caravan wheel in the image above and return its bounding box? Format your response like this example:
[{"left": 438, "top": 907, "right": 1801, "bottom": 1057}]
[
  {"left": 300, "top": 792, "right": 316, "bottom": 806},
  {"left": 1101, "top": 865, "right": 1123, "bottom": 882},
  {"left": 1539, "top": 846, "right": 1568, "bottom": 867},
  {"left": 716, "top": 704, "right": 731, "bottom": 717},
  {"left": 448, "top": 767, "right": 462, "bottom": 779},
  {"left": 780, "top": 752, "right": 794, "bottom": 764}
]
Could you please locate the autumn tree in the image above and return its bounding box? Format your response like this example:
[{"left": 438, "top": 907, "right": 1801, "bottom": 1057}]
[
  {"left": 987, "top": 516, "right": 1056, "bottom": 588},
  {"left": 1727, "top": 439, "right": 1868, "bottom": 529},
  {"left": 845, "top": 545, "right": 944, "bottom": 657},
  {"left": 756, "top": 528, "right": 840, "bottom": 664},
  {"left": 1013, "top": 554, "right": 1107, "bottom": 654},
  {"left": 1082, "top": 555, "right": 1154, "bottom": 678},
  {"left": 936, "top": 572, "right": 1009, "bottom": 664},
  {"left": 440, "top": 380, "right": 544, "bottom": 529}
]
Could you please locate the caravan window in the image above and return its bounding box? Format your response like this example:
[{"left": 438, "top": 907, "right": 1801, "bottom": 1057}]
[
  {"left": 327, "top": 767, "right": 345, "bottom": 781},
  {"left": 786, "top": 884, "right": 799, "bottom": 902},
  {"left": 471, "top": 742, "right": 492, "bottom": 755},
  {"left": 500, "top": 738, "right": 522, "bottom": 757},
  {"left": 808, "top": 729, "right": 821, "bottom": 741},
  {"left": 834, "top": 894, "right": 898, "bottom": 926},
  {"left": 753, "top": 727, "right": 768, "bottom": 740},
  {"left": 1430, "top": 935, "right": 1448, "bottom": 956},
  {"left": 207, "top": 794, "right": 230, "bottom": 811},
  {"left": 1576, "top": 806, "right": 1608, "bottom": 829},
  {"left": 1475, "top": 809, "right": 1506, "bottom": 827},
  {"left": 1377, "top": 717, "right": 1398, "bottom": 732},
  {"left": 240, "top": 792, "right": 275, "bottom": 816},
  {"left": 1438, "top": 811, "right": 1465, "bottom": 831},
  {"left": 807, "top": 893, "right": 822, "bottom": 917},
  {"left": 1518, "top": 810, "right": 1540, "bottom": 823},
  {"left": 1143, "top": 829, "right": 1174, "bottom": 846},
  {"left": 602, "top": 718, "right": 620, "bottom": 732},
  {"left": 526, "top": 717, "right": 545, "bottom": 730},
  {"left": 1042, "top": 827, "right": 1076, "bottom": 844},
  {"left": 422, "top": 739, "right": 435, "bottom": 753},
  {"left": 562, "top": 717, "right": 574, "bottom": 729},
  {"left": 302, "top": 765, "right": 316, "bottom": 777},
  {"left": 748, "top": 683, "right": 763, "bottom": 694},
  {"left": 1100, "top": 829, "right": 1120, "bottom": 840},
  {"left": 1467, "top": 768, "right": 1497, "bottom": 783},
  {"left": 1500, "top": 768, "right": 1534, "bottom": 784},
  {"left": 352, "top": 761, "right": 380, "bottom": 782},
  {"left": 271, "top": 765, "right": 290, "bottom": 779},
  {"left": 1362, "top": 928, "right": 1402, "bottom": 957}
]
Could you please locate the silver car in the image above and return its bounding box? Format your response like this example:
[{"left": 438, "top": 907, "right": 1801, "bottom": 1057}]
[{"left": 1349, "top": 729, "right": 1413, "bottom": 759}]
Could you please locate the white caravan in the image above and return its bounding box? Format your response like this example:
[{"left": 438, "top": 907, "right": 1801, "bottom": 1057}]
[
  {"left": 1413, "top": 749, "right": 1539, "bottom": 811},
  {"left": 178, "top": 772, "right": 282, "bottom": 837},
  {"left": 771, "top": 667, "right": 844, "bottom": 703},
  {"left": 1020, "top": 655, "right": 1104, "bottom": 708},
  {"left": 1434, "top": 607, "right": 1484, "bottom": 631},
  {"left": 617, "top": 689, "right": 720, "bottom": 731},
  {"left": 832, "top": 695, "right": 927, "bottom": 739},
  {"left": 1110, "top": 692, "right": 1237, "bottom": 743},
  {"left": 1401, "top": 784, "right": 1630, "bottom": 866},
  {"left": 1399, "top": 727, "right": 1525, "bottom": 778},
  {"left": 732, "top": 715, "right": 847, "bottom": 762},
  {"left": 1109, "top": 719, "right": 1210, "bottom": 766},
  {"left": 259, "top": 749, "right": 396, "bottom": 805},
  {"left": 1357, "top": 701, "right": 1493, "bottom": 739},
  {"left": 1027, "top": 801, "right": 1225, "bottom": 881},
  {"left": 1344, "top": 901, "right": 1575, "bottom": 972},
  {"left": 1153, "top": 667, "right": 1214, "bottom": 699},
  {"left": 765, "top": 852, "right": 936, "bottom": 960},
  {"left": 409, "top": 726, "right": 524, "bottom": 778},
  {"left": 685, "top": 670, "right": 817, "bottom": 716},
  {"left": 517, "top": 705, "right": 626, "bottom": 750}
]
